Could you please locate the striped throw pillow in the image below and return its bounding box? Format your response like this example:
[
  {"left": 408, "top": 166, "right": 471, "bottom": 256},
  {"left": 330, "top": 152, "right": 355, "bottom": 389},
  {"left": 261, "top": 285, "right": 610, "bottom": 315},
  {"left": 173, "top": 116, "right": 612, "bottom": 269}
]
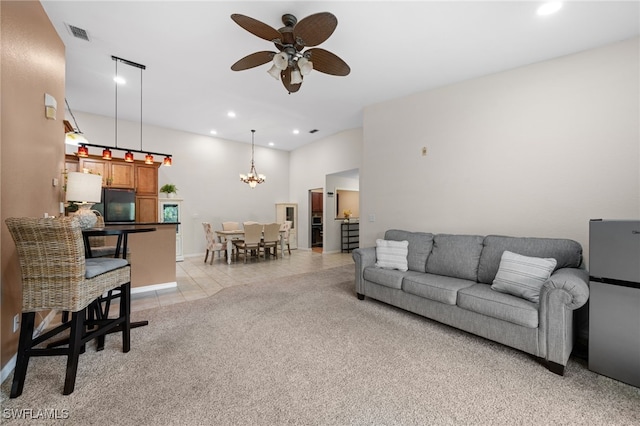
[
  {"left": 491, "top": 251, "right": 557, "bottom": 303},
  {"left": 375, "top": 239, "right": 409, "bottom": 271}
]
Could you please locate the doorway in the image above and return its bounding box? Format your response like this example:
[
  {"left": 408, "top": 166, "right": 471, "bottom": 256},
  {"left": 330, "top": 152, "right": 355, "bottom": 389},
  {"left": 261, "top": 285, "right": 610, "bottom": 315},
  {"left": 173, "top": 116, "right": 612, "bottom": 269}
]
[{"left": 309, "top": 188, "right": 323, "bottom": 253}]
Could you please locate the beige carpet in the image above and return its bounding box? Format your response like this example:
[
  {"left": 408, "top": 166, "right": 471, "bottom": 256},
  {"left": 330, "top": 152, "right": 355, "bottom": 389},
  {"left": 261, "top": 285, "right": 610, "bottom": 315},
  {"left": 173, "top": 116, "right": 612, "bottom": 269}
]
[{"left": 2, "top": 265, "right": 639, "bottom": 425}]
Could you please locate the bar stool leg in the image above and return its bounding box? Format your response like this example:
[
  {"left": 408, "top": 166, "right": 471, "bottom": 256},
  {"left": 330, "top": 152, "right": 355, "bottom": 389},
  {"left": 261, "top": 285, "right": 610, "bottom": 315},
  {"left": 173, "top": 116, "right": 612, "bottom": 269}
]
[
  {"left": 10, "top": 312, "right": 36, "bottom": 398},
  {"left": 120, "top": 282, "right": 131, "bottom": 353},
  {"left": 63, "top": 308, "right": 86, "bottom": 395}
]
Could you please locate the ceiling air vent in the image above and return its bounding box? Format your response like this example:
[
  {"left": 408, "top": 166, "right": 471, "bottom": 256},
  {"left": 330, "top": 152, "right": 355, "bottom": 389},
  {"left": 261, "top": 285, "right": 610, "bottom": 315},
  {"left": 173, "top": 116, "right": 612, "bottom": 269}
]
[{"left": 66, "top": 23, "right": 89, "bottom": 41}]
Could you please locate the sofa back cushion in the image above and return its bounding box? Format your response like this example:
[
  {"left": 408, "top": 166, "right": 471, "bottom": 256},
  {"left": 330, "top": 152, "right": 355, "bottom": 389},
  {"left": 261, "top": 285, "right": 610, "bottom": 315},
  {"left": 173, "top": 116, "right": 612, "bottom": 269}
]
[
  {"left": 426, "top": 234, "right": 484, "bottom": 281},
  {"left": 384, "top": 230, "right": 433, "bottom": 273},
  {"left": 477, "top": 235, "right": 583, "bottom": 284}
]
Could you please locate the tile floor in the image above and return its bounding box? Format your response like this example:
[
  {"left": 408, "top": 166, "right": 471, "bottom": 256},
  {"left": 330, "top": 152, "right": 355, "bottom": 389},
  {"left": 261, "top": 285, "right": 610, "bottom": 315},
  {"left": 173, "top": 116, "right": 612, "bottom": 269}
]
[{"left": 130, "top": 249, "right": 355, "bottom": 313}]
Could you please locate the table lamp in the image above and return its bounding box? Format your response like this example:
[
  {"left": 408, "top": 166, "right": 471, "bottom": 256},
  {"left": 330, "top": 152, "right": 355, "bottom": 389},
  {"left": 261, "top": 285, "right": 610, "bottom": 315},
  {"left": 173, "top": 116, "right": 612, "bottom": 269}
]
[{"left": 66, "top": 172, "right": 102, "bottom": 229}]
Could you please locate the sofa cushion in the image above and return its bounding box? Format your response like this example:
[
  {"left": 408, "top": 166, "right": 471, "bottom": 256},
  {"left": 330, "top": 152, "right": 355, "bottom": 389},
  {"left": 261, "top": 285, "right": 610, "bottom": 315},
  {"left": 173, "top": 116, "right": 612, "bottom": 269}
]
[
  {"left": 457, "top": 284, "right": 539, "bottom": 328},
  {"left": 363, "top": 267, "right": 424, "bottom": 290},
  {"left": 384, "top": 230, "right": 434, "bottom": 273},
  {"left": 426, "top": 234, "right": 484, "bottom": 281},
  {"left": 375, "top": 239, "right": 409, "bottom": 271},
  {"left": 403, "top": 273, "right": 476, "bottom": 305},
  {"left": 477, "top": 235, "right": 582, "bottom": 284},
  {"left": 491, "top": 251, "right": 557, "bottom": 303}
]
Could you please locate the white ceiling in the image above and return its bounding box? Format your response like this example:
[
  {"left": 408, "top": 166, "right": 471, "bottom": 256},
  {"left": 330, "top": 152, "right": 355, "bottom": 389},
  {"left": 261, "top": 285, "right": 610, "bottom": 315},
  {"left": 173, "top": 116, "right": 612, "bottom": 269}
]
[{"left": 42, "top": 1, "right": 639, "bottom": 151}]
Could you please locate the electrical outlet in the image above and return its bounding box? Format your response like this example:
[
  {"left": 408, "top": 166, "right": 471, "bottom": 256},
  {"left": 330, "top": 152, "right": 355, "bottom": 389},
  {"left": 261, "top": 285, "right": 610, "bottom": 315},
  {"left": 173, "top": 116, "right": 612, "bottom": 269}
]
[{"left": 13, "top": 314, "right": 20, "bottom": 333}]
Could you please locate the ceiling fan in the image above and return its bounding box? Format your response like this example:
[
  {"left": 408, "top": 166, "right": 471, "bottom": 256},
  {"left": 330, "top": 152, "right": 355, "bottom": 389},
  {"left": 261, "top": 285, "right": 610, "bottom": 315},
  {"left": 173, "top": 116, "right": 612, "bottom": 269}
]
[{"left": 230, "top": 12, "right": 350, "bottom": 93}]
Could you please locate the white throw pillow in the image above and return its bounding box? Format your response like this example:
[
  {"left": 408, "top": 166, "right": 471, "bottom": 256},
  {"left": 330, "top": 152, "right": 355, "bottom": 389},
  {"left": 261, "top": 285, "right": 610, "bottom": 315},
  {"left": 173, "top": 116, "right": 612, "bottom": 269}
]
[
  {"left": 491, "top": 250, "right": 557, "bottom": 303},
  {"left": 375, "top": 239, "right": 409, "bottom": 272}
]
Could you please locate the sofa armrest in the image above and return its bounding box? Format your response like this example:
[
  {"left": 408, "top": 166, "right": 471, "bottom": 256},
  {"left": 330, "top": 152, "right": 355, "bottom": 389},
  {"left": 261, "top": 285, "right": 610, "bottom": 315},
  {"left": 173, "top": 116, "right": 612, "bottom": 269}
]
[
  {"left": 352, "top": 247, "right": 377, "bottom": 295},
  {"left": 542, "top": 267, "right": 590, "bottom": 310},
  {"left": 539, "top": 267, "right": 590, "bottom": 369}
]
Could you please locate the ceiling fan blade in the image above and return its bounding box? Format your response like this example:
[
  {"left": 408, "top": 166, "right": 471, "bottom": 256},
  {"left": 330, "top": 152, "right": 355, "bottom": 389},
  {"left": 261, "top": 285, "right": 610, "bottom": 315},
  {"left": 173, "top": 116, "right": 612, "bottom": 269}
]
[
  {"left": 281, "top": 68, "right": 301, "bottom": 93},
  {"left": 305, "top": 48, "right": 351, "bottom": 76},
  {"left": 231, "top": 14, "right": 281, "bottom": 42},
  {"left": 231, "top": 51, "right": 275, "bottom": 71},
  {"left": 293, "top": 12, "right": 337, "bottom": 47}
]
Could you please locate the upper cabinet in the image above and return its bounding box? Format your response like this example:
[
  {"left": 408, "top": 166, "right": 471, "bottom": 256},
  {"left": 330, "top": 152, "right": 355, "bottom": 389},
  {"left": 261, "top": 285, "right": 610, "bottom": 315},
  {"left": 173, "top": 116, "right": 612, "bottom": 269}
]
[
  {"left": 311, "top": 192, "right": 323, "bottom": 213},
  {"left": 110, "top": 162, "right": 135, "bottom": 188},
  {"left": 78, "top": 157, "right": 134, "bottom": 188},
  {"left": 135, "top": 163, "right": 158, "bottom": 195}
]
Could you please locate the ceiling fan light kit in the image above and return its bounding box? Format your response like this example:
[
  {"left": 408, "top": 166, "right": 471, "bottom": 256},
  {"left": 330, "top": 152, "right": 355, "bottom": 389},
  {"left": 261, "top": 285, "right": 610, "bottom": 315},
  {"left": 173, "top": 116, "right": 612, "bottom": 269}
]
[{"left": 230, "top": 12, "right": 350, "bottom": 93}]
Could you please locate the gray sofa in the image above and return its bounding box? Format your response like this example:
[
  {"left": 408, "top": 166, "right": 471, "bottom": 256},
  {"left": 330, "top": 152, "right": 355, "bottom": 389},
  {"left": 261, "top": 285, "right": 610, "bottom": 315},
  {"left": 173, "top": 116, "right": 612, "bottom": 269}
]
[{"left": 352, "top": 230, "right": 590, "bottom": 375}]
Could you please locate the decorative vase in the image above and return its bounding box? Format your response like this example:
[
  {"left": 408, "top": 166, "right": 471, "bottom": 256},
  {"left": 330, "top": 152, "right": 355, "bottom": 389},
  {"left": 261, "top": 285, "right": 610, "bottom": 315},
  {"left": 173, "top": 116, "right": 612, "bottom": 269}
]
[
  {"left": 74, "top": 204, "right": 98, "bottom": 229},
  {"left": 167, "top": 192, "right": 176, "bottom": 199}
]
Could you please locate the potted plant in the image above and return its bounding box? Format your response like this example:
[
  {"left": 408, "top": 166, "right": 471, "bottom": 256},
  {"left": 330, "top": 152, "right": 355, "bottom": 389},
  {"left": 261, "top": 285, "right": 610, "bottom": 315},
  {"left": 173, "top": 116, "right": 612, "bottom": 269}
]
[{"left": 160, "top": 183, "right": 178, "bottom": 198}]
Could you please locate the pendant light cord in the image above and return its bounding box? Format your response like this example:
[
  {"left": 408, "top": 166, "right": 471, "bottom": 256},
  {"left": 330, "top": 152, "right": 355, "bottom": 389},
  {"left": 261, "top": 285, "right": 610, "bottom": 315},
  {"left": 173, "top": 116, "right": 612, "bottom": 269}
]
[
  {"left": 140, "top": 66, "right": 143, "bottom": 151},
  {"left": 114, "top": 59, "right": 118, "bottom": 148},
  {"left": 64, "top": 98, "right": 83, "bottom": 133}
]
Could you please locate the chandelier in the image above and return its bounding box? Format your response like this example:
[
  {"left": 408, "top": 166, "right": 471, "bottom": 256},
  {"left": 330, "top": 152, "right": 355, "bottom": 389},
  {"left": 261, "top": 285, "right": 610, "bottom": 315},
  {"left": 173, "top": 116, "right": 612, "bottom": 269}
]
[{"left": 239, "top": 130, "right": 265, "bottom": 189}]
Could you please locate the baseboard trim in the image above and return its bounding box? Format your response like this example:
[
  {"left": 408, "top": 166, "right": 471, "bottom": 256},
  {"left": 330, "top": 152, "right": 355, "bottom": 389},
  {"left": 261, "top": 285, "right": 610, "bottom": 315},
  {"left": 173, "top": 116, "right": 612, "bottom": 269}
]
[
  {"left": 1, "top": 310, "right": 58, "bottom": 384},
  {"left": 1, "top": 354, "right": 16, "bottom": 384},
  {"left": 131, "top": 282, "right": 177, "bottom": 294}
]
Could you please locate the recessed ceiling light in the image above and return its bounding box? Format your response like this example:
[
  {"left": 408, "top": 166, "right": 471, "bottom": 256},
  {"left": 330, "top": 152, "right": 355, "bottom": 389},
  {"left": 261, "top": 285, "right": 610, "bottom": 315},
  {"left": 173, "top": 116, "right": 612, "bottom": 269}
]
[
  {"left": 537, "top": 2, "right": 562, "bottom": 16},
  {"left": 268, "top": 142, "right": 275, "bottom": 147},
  {"left": 293, "top": 129, "right": 299, "bottom": 135},
  {"left": 113, "top": 76, "right": 126, "bottom": 84},
  {"left": 210, "top": 130, "right": 217, "bottom": 135},
  {"left": 227, "top": 111, "right": 236, "bottom": 118}
]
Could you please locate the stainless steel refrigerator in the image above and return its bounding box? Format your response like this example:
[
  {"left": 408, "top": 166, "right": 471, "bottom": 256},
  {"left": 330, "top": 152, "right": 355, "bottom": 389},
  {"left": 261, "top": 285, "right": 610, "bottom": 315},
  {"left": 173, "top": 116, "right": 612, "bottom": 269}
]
[{"left": 588, "top": 219, "right": 640, "bottom": 387}]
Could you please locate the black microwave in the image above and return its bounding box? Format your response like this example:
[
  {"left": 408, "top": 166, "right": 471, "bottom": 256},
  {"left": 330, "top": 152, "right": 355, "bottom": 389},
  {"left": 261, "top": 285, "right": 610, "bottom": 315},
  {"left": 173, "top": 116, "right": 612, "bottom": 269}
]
[{"left": 312, "top": 216, "right": 322, "bottom": 226}]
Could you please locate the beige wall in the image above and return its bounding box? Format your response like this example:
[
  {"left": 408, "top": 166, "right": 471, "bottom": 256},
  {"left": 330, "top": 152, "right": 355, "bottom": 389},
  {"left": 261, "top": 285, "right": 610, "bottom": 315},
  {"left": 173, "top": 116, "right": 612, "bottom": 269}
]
[
  {"left": 361, "top": 37, "right": 640, "bottom": 264},
  {"left": 1, "top": 1, "right": 66, "bottom": 373}
]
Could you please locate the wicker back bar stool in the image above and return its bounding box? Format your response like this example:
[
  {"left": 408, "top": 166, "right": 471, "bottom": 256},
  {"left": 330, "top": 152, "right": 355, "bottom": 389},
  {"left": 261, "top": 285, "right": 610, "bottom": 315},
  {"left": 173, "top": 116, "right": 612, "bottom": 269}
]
[{"left": 5, "top": 216, "right": 132, "bottom": 397}]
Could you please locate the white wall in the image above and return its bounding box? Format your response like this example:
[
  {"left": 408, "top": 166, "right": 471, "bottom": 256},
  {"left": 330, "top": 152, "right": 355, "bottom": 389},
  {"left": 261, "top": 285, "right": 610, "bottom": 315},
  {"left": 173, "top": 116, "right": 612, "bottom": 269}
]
[
  {"left": 68, "top": 112, "right": 290, "bottom": 256},
  {"left": 289, "top": 128, "right": 362, "bottom": 249},
  {"left": 361, "top": 37, "right": 640, "bottom": 263},
  {"left": 324, "top": 173, "right": 360, "bottom": 253}
]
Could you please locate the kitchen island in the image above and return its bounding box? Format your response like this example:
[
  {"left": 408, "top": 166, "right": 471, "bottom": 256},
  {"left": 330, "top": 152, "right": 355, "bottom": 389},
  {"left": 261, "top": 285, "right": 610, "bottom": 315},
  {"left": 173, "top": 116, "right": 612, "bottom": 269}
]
[{"left": 100, "top": 222, "right": 178, "bottom": 293}]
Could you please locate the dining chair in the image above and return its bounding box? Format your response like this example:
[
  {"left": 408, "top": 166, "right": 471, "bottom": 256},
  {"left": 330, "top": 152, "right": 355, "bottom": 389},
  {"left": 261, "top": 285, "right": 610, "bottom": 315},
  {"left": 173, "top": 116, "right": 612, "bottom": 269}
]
[
  {"left": 5, "top": 216, "right": 132, "bottom": 397},
  {"left": 221, "top": 221, "right": 241, "bottom": 231},
  {"left": 202, "top": 222, "right": 224, "bottom": 264},
  {"left": 233, "top": 223, "right": 262, "bottom": 263},
  {"left": 280, "top": 220, "right": 292, "bottom": 255},
  {"left": 261, "top": 223, "right": 281, "bottom": 259}
]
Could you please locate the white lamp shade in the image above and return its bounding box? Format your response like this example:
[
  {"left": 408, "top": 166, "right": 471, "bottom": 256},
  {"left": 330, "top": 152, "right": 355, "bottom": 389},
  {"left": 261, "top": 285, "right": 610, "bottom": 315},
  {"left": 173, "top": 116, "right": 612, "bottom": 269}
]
[
  {"left": 267, "top": 64, "right": 281, "bottom": 80},
  {"left": 290, "top": 69, "right": 303, "bottom": 85},
  {"left": 298, "top": 57, "right": 313, "bottom": 75},
  {"left": 66, "top": 172, "right": 102, "bottom": 203},
  {"left": 273, "top": 52, "right": 289, "bottom": 70}
]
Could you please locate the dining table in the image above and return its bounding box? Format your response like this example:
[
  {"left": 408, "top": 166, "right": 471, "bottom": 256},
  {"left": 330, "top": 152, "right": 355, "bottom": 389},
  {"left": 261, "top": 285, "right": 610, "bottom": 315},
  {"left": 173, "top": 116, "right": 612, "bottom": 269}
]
[{"left": 216, "top": 228, "right": 285, "bottom": 264}]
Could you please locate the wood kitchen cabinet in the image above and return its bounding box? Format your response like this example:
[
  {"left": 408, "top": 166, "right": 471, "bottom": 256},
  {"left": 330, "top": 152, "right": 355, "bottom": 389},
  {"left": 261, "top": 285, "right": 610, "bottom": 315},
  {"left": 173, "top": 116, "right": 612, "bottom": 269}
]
[
  {"left": 135, "top": 163, "right": 158, "bottom": 195},
  {"left": 136, "top": 195, "right": 158, "bottom": 223},
  {"left": 78, "top": 157, "right": 134, "bottom": 188},
  {"left": 311, "top": 192, "right": 323, "bottom": 213},
  {"left": 66, "top": 154, "right": 160, "bottom": 222}
]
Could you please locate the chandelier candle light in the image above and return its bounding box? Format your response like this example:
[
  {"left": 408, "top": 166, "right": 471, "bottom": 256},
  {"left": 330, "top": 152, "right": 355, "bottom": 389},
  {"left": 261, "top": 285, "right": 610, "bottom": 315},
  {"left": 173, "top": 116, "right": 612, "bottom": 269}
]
[{"left": 239, "top": 130, "right": 266, "bottom": 189}]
